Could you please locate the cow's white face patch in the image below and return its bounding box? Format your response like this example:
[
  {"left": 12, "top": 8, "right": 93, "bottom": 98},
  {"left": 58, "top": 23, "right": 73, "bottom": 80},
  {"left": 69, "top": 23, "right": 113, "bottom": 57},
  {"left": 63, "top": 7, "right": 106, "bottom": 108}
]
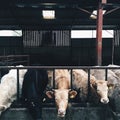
[{"left": 54, "top": 89, "right": 69, "bottom": 117}]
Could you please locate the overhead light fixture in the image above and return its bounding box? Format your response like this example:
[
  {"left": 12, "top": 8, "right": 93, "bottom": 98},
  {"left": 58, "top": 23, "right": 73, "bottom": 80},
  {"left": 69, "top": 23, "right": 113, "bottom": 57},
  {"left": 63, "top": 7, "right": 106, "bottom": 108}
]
[
  {"left": 42, "top": 10, "right": 55, "bottom": 19},
  {"left": 90, "top": 10, "right": 106, "bottom": 19}
]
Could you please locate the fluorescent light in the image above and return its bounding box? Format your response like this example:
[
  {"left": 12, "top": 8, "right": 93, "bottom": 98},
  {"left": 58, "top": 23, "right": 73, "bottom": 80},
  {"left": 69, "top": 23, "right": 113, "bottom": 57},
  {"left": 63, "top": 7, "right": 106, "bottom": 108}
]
[
  {"left": 42, "top": 10, "right": 55, "bottom": 19},
  {"left": 90, "top": 10, "right": 106, "bottom": 19}
]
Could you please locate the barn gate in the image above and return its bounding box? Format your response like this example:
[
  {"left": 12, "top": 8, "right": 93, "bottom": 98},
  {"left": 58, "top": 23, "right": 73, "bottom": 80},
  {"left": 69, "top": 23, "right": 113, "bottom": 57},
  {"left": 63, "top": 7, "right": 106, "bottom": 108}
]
[{"left": 0, "top": 66, "right": 120, "bottom": 120}]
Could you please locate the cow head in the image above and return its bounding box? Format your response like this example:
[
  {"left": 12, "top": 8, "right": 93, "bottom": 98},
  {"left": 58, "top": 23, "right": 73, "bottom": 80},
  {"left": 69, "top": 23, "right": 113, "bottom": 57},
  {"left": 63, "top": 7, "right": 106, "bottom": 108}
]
[
  {"left": 46, "top": 89, "right": 77, "bottom": 117},
  {"left": 9, "top": 65, "right": 27, "bottom": 79},
  {"left": 16, "top": 65, "right": 27, "bottom": 78},
  {"left": 91, "top": 79, "right": 109, "bottom": 104}
]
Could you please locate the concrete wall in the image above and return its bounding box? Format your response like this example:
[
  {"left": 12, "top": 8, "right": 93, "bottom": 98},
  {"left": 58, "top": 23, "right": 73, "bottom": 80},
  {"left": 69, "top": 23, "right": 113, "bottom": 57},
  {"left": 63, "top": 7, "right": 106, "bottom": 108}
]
[{"left": 0, "top": 106, "right": 116, "bottom": 120}]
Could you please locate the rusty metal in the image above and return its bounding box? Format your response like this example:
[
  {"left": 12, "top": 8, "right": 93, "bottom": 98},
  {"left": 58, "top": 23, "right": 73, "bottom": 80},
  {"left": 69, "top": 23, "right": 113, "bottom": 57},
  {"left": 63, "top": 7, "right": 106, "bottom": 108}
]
[
  {"left": 101, "top": 0, "right": 107, "bottom": 4},
  {"left": 96, "top": 2, "right": 104, "bottom": 66}
]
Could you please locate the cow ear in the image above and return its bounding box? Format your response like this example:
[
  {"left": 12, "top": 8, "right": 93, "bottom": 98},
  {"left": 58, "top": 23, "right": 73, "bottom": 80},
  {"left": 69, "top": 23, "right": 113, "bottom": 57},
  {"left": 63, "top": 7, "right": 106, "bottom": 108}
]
[
  {"left": 90, "top": 79, "right": 97, "bottom": 89},
  {"left": 46, "top": 91, "right": 54, "bottom": 99},
  {"left": 69, "top": 90, "right": 77, "bottom": 99},
  {"left": 107, "top": 83, "right": 114, "bottom": 90}
]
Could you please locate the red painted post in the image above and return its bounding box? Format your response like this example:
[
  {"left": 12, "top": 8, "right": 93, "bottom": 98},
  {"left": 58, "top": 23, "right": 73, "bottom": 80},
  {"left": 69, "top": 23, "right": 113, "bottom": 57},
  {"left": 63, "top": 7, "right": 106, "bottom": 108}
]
[
  {"left": 96, "top": 3, "right": 103, "bottom": 66},
  {"left": 96, "top": 0, "right": 107, "bottom": 65}
]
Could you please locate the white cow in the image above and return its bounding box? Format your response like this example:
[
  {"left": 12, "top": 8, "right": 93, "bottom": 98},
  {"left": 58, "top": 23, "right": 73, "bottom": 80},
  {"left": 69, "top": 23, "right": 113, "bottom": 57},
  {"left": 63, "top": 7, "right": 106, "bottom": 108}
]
[
  {"left": 108, "top": 64, "right": 120, "bottom": 78},
  {"left": 90, "top": 68, "right": 120, "bottom": 98},
  {"left": 46, "top": 69, "right": 77, "bottom": 117},
  {"left": 72, "top": 69, "right": 109, "bottom": 104},
  {"left": 90, "top": 68, "right": 120, "bottom": 85},
  {"left": 0, "top": 65, "right": 27, "bottom": 115}
]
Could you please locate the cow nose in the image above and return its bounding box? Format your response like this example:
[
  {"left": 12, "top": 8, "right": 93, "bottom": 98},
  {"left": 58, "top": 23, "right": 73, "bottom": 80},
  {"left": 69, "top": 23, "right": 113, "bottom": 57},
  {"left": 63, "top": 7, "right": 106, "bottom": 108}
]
[
  {"left": 58, "top": 109, "right": 66, "bottom": 117},
  {"left": 101, "top": 98, "right": 109, "bottom": 104}
]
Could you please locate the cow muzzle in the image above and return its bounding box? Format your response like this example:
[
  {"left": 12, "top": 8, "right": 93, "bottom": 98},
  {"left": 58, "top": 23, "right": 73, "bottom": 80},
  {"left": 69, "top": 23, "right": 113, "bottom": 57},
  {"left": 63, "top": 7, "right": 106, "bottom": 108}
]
[
  {"left": 100, "top": 98, "right": 109, "bottom": 104},
  {"left": 58, "top": 109, "right": 66, "bottom": 117}
]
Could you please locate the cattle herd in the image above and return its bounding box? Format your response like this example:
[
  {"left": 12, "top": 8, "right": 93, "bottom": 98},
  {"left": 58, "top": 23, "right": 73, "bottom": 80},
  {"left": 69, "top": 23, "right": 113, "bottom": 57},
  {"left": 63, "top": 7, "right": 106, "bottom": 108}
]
[{"left": 0, "top": 64, "right": 120, "bottom": 120}]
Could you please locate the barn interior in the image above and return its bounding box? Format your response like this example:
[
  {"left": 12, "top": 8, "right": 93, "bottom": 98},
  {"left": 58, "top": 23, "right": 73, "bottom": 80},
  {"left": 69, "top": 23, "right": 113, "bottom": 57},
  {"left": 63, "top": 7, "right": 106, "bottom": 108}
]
[
  {"left": 0, "top": 0, "right": 120, "bottom": 66},
  {"left": 0, "top": 1, "right": 120, "bottom": 120}
]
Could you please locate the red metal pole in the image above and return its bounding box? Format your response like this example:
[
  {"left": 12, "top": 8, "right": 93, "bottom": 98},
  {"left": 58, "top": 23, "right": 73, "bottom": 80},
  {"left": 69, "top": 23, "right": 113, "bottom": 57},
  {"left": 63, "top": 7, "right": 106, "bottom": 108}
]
[{"left": 96, "top": 2, "right": 103, "bottom": 66}]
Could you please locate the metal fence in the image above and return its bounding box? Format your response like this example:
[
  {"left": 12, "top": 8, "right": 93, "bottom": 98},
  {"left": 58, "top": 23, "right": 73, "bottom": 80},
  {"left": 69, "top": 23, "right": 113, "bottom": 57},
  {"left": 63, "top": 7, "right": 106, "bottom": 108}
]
[{"left": 0, "top": 65, "right": 120, "bottom": 107}]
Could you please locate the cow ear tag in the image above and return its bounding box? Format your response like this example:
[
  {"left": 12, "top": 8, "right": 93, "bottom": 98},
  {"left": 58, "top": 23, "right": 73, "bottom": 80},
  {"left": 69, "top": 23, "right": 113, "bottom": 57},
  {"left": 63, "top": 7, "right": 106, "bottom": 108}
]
[
  {"left": 69, "top": 90, "right": 77, "bottom": 99},
  {"left": 108, "top": 83, "right": 114, "bottom": 90}
]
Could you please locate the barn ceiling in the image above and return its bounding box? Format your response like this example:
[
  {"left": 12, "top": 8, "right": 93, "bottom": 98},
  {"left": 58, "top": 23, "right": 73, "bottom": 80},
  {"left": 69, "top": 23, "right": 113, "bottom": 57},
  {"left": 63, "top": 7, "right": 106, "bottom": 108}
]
[{"left": 0, "top": 0, "right": 120, "bottom": 30}]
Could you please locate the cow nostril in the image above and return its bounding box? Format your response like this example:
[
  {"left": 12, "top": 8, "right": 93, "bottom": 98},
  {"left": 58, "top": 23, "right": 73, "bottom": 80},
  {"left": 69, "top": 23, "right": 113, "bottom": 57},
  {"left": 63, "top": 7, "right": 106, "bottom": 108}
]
[
  {"left": 58, "top": 109, "right": 64, "bottom": 114},
  {"left": 58, "top": 109, "right": 66, "bottom": 116},
  {"left": 101, "top": 98, "right": 109, "bottom": 104}
]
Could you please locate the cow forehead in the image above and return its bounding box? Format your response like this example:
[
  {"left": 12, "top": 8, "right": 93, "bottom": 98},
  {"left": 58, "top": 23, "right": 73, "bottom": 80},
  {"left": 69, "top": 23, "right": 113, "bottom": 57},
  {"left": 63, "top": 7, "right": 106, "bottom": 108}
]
[
  {"left": 97, "top": 82, "right": 108, "bottom": 91},
  {"left": 55, "top": 89, "right": 69, "bottom": 99},
  {"left": 96, "top": 80, "right": 107, "bottom": 85}
]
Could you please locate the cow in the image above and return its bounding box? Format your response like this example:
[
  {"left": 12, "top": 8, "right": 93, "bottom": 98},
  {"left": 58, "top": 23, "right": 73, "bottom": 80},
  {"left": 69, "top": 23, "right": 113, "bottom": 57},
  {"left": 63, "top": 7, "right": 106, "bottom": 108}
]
[
  {"left": 72, "top": 69, "right": 109, "bottom": 104},
  {"left": 46, "top": 69, "right": 77, "bottom": 117},
  {"left": 108, "top": 64, "right": 120, "bottom": 78},
  {"left": 106, "top": 65, "right": 120, "bottom": 113},
  {"left": 90, "top": 68, "right": 120, "bottom": 85},
  {"left": 90, "top": 68, "right": 120, "bottom": 96},
  {"left": 0, "top": 65, "right": 27, "bottom": 115},
  {"left": 21, "top": 68, "right": 49, "bottom": 120}
]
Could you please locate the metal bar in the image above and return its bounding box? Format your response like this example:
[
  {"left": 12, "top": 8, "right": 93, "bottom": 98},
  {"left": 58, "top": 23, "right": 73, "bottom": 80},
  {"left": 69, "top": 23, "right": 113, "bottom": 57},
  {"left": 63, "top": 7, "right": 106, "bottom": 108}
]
[
  {"left": 77, "top": 7, "right": 92, "bottom": 15},
  {"left": 71, "top": 69, "right": 73, "bottom": 89},
  {"left": 101, "top": 0, "right": 107, "bottom": 4},
  {"left": 96, "top": 2, "right": 104, "bottom": 65},
  {"left": 112, "top": 38, "right": 114, "bottom": 64},
  {"left": 105, "top": 68, "right": 108, "bottom": 81},
  {"left": 105, "top": 7, "right": 120, "bottom": 16},
  {"left": 87, "top": 68, "right": 91, "bottom": 102},
  {"left": 53, "top": 69, "right": 55, "bottom": 89},
  {"left": 1, "top": 66, "right": 120, "bottom": 69},
  {"left": 17, "top": 69, "right": 20, "bottom": 103}
]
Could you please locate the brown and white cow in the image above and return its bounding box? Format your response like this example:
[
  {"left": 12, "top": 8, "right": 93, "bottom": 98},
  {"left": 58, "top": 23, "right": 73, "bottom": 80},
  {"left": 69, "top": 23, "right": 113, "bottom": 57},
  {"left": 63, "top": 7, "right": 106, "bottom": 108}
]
[
  {"left": 91, "top": 67, "right": 120, "bottom": 99},
  {"left": 46, "top": 69, "right": 77, "bottom": 117},
  {"left": 90, "top": 79, "right": 109, "bottom": 104},
  {"left": 72, "top": 69, "right": 109, "bottom": 104}
]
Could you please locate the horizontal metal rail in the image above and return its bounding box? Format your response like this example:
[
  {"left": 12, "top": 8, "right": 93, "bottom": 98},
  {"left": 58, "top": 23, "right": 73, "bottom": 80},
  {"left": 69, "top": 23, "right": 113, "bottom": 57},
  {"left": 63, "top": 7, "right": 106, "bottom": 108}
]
[{"left": 0, "top": 66, "right": 120, "bottom": 69}]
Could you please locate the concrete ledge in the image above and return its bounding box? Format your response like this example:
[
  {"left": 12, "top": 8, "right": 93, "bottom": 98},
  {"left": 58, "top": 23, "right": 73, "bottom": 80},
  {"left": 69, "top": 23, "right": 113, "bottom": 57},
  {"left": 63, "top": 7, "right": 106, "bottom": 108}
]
[{"left": 0, "top": 107, "right": 115, "bottom": 120}]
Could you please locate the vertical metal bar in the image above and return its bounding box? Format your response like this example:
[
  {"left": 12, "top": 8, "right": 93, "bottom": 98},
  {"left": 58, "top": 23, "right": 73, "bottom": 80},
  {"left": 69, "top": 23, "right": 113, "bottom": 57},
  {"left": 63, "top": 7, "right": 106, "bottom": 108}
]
[
  {"left": 105, "top": 68, "right": 108, "bottom": 81},
  {"left": 53, "top": 69, "right": 55, "bottom": 89},
  {"left": 96, "top": 2, "right": 104, "bottom": 66},
  {"left": 71, "top": 69, "right": 73, "bottom": 89},
  {"left": 102, "top": 0, "right": 107, "bottom": 4},
  {"left": 87, "top": 68, "right": 90, "bottom": 102},
  {"left": 112, "top": 38, "right": 114, "bottom": 64},
  {"left": 35, "top": 70, "right": 38, "bottom": 92},
  {"left": 17, "top": 68, "right": 20, "bottom": 102}
]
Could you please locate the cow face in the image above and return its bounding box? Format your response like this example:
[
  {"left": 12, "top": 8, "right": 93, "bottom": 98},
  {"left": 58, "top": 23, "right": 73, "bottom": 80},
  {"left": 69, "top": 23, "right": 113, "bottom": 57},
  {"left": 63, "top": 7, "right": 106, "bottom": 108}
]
[
  {"left": 91, "top": 80, "right": 109, "bottom": 104},
  {"left": 46, "top": 89, "right": 77, "bottom": 117}
]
